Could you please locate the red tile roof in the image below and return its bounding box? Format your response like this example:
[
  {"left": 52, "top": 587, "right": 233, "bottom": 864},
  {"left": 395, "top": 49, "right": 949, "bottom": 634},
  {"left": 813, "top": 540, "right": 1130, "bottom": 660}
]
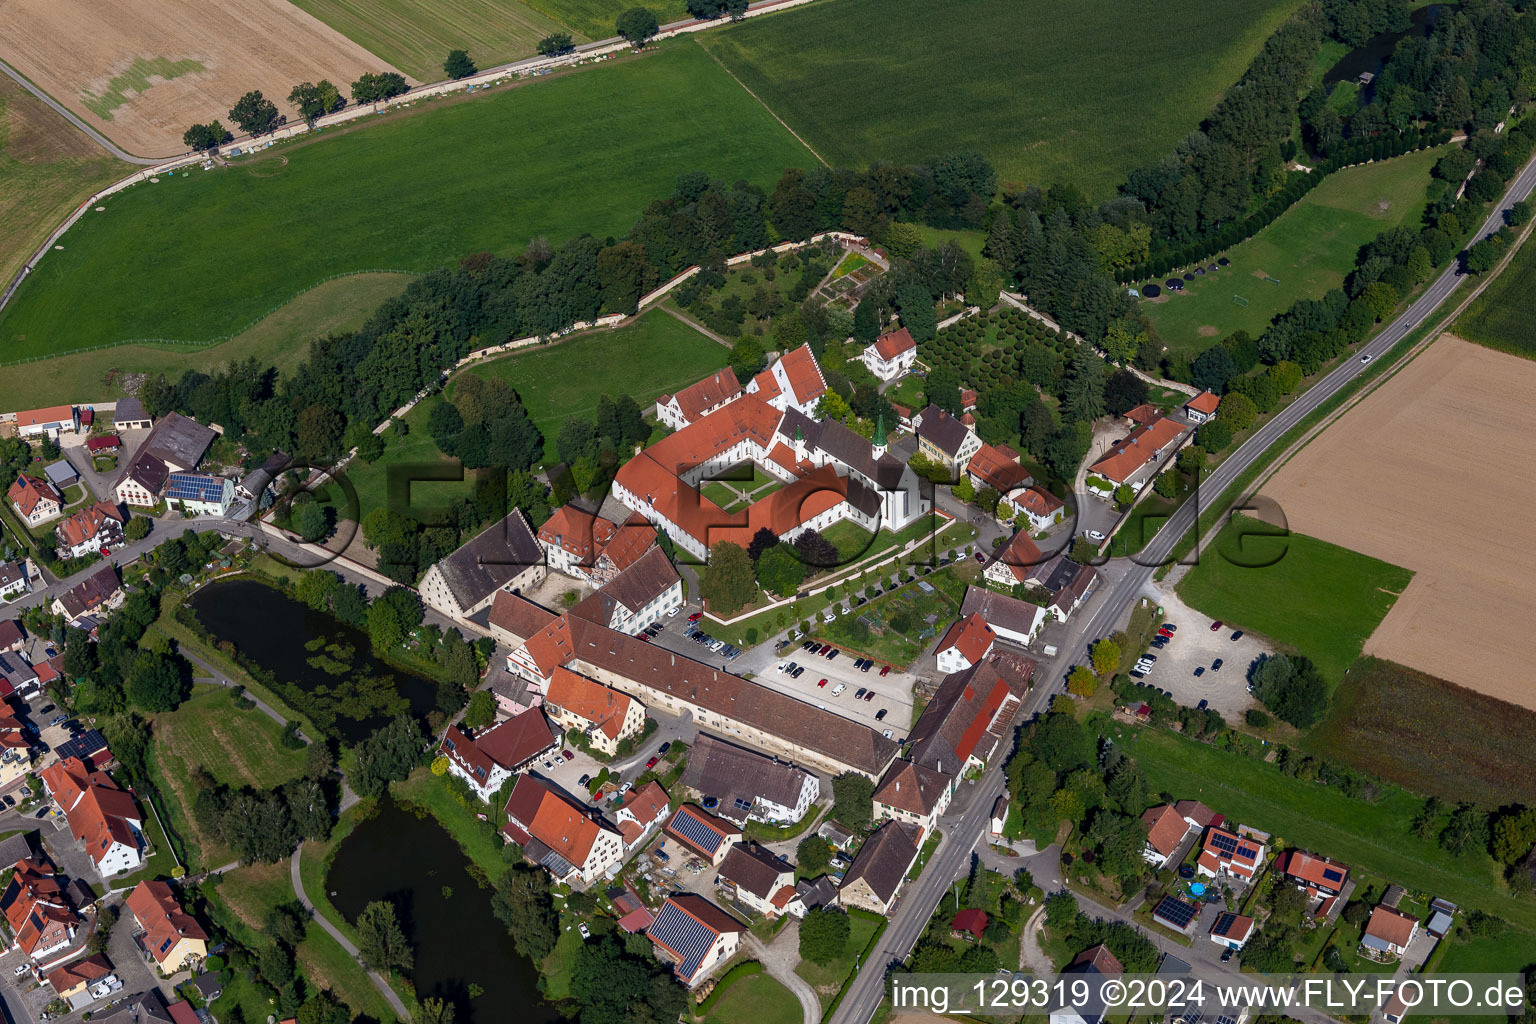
[
  {"left": 874, "top": 759, "right": 950, "bottom": 816},
  {"left": 167, "top": 1002, "right": 200, "bottom": 1024},
  {"left": 664, "top": 804, "right": 741, "bottom": 859},
  {"left": 487, "top": 591, "right": 558, "bottom": 641},
  {"left": 663, "top": 368, "right": 742, "bottom": 422},
  {"left": 1089, "top": 416, "right": 1185, "bottom": 484},
  {"left": 951, "top": 908, "right": 988, "bottom": 938},
  {"left": 985, "top": 531, "right": 1045, "bottom": 585},
  {"left": 1365, "top": 906, "right": 1418, "bottom": 947},
  {"left": 538, "top": 505, "right": 617, "bottom": 560},
  {"left": 443, "top": 709, "right": 556, "bottom": 778},
  {"left": 56, "top": 502, "right": 123, "bottom": 550},
  {"left": 39, "top": 758, "right": 140, "bottom": 868},
  {"left": 618, "top": 781, "right": 670, "bottom": 829},
  {"left": 1123, "top": 403, "right": 1161, "bottom": 425},
  {"left": 15, "top": 406, "right": 74, "bottom": 429},
  {"left": 1011, "top": 486, "right": 1063, "bottom": 518},
  {"left": 86, "top": 436, "right": 121, "bottom": 453},
  {"left": 126, "top": 880, "right": 207, "bottom": 966},
  {"left": 1275, "top": 850, "right": 1349, "bottom": 890},
  {"left": 45, "top": 953, "right": 111, "bottom": 995},
  {"left": 936, "top": 614, "right": 995, "bottom": 665},
  {"left": 1185, "top": 391, "right": 1221, "bottom": 416},
  {"left": 777, "top": 344, "right": 827, "bottom": 406},
  {"left": 618, "top": 907, "right": 655, "bottom": 932},
  {"left": 968, "top": 443, "right": 1031, "bottom": 493},
  {"left": 8, "top": 476, "right": 60, "bottom": 518},
  {"left": 872, "top": 327, "right": 916, "bottom": 360},
  {"left": 1140, "top": 804, "right": 1188, "bottom": 859},
  {"left": 597, "top": 513, "right": 658, "bottom": 572},
  {"left": 547, "top": 667, "right": 633, "bottom": 740}
]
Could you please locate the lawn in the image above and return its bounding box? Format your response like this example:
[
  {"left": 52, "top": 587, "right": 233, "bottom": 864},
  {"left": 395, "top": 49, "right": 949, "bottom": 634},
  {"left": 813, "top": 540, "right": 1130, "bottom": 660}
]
[
  {"left": 699, "top": 0, "right": 1307, "bottom": 195},
  {"left": 0, "top": 76, "right": 128, "bottom": 301},
  {"left": 0, "top": 45, "right": 811, "bottom": 359},
  {"left": 704, "top": 972, "right": 803, "bottom": 1024},
  {"left": 1176, "top": 513, "right": 1411, "bottom": 683},
  {"left": 288, "top": 0, "right": 576, "bottom": 80},
  {"left": 521, "top": 0, "right": 691, "bottom": 38},
  {"left": 1142, "top": 146, "right": 1444, "bottom": 357},
  {"left": 1307, "top": 657, "right": 1536, "bottom": 809},
  {"left": 795, "top": 911, "right": 882, "bottom": 995},
  {"left": 1116, "top": 724, "right": 1534, "bottom": 931},
  {"left": 390, "top": 766, "right": 507, "bottom": 879},
  {"left": 343, "top": 310, "right": 728, "bottom": 515},
  {"left": 820, "top": 577, "right": 959, "bottom": 668},
  {"left": 1455, "top": 221, "right": 1536, "bottom": 361},
  {"left": 1103, "top": 492, "right": 1178, "bottom": 558}
]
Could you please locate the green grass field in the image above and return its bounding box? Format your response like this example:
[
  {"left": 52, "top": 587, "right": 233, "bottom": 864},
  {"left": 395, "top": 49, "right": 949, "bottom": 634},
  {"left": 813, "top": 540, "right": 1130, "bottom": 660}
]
[
  {"left": 289, "top": 0, "right": 576, "bottom": 80},
  {"left": 0, "top": 45, "right": 811, "bottom": 360},
  {"left": 523, "top": 0, "right": 690, "bottom": 38},
  {"left": 344, "top": 311, "right": 728, "bottom": 515},
  {"left": 1307, "top": 657, "right": 1536, "bottom": 808},
  {"left": 1455, "top": 225, "right": 1536, "bottom": 360},
  {"left": 1143, "top": 146, "right": 1443, "bottom": 357},
  {"left": 704, "top": 973, "right": 803, "bottom": 1024},
  {"left": 0, "top": 76, "right": 127, "bottom": 296},
  {"left": 1116, "top": 724, "right": 1534, "bottom": 931},
  {"left": 699, "top": 0, "right": 1305, "bottom": 195},
  {"left": 1176, "top": 514, "right": 1411, "bottom": 683}
]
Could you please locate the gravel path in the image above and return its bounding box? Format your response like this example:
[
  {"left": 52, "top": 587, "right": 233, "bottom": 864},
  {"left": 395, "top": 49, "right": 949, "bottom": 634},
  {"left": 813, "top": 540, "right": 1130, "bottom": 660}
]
[{"left": 745, "top": 921, "right": 821, "bottom": 1024}]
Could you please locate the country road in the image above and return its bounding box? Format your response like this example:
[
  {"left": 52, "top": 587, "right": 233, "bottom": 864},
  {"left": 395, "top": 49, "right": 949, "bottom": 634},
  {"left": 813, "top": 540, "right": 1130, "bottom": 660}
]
[
  {"left": 828, "top": 151, "right": 1536, "bottom": 1024},
  {"left": 0, "top": 59, "right": 160, "bottom": 164}
]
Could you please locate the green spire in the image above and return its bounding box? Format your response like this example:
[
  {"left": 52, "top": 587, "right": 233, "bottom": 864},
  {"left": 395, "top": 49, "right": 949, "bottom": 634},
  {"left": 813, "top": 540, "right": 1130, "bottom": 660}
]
[
  {"left": 795, "top": 423, "right": 803, "bottom": 441},
  {"left": 874, "top": 412, "right": 886, "bottom": 447}
]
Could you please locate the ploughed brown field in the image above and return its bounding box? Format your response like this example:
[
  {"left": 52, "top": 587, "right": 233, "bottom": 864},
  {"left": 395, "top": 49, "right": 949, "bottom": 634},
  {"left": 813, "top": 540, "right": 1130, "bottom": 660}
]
[
  {"left": 0, "top": 0, "right": 404, "bottom": 157},
  {"left": 1260, "top": 335, "right": 1536, "bottom": 710}
]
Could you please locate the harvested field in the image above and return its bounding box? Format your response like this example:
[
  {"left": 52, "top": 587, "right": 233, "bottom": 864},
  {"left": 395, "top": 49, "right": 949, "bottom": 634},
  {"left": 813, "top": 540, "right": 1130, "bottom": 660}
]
[
  {"left": 1260, "top": 335, "right": 1536, "bottom": 709},
  {"left": 0, "top": 0, "right": 403, "bottom": 157}
]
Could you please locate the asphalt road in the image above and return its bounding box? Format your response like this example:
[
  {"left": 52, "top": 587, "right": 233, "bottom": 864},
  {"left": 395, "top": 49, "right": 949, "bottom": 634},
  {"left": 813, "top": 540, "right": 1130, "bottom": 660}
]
[{"left": 830, "top": 155, "right": 1536, "bottom": 1024}]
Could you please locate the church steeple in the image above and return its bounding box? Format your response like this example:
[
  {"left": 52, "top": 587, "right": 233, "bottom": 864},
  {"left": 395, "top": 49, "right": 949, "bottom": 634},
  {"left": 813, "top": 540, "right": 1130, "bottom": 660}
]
[{"left": 872, "top": 412, "right": 887, "bottom": 458}]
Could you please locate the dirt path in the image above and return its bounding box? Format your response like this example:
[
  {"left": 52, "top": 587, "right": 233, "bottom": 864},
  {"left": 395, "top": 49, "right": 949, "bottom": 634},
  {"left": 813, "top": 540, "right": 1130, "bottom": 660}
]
[
  {"left": 744, "top": 922, "right": 821, "bottom": 1024},
  {"left": 658, "top": 304, "right": 734, "bottom": 348},
  {"left": 289, "top": 846, "right": 408, "bottom": 1019},
  {"left": 1020, "top": 904, "right": 1049, "bottom": 973},
  {"left": 694, "top": 40, "right": 830, "bottom": 169}
]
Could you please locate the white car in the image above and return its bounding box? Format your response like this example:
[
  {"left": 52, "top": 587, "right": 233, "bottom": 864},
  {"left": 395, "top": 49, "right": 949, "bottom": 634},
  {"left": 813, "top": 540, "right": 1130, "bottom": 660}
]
[
  {"left": 578, "top": 922, "right": 591, "bottom": 939},
  {"left": 1086, "top": 530, "right": 1105, "bottom": 541},
  {"left": 1360, "top": 353, "right": 1373, "bottom": 363},
  {"left": 13, "top": 964, "right": 28, "bottom": 976},
  {"left": 831, "top": 683, "right": 846, "bottom": 696}
]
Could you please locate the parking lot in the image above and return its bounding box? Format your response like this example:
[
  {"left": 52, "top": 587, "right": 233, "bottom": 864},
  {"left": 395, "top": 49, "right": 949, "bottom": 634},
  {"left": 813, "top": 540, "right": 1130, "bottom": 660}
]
[
  {"left": 1131, "top": 587, "right": 1270, "bottom": 719},
  {"left": 761, "top": 641, "right": 916, "bottom": 738}
]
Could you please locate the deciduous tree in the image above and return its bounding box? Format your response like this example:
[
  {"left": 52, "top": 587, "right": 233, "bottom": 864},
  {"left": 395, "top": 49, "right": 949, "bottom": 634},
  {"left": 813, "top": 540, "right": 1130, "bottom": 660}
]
[
  {"left": 443, "top": 50, "right": 478, "bottom": 79},
  {"left": 699, "top": 541, "right": 757, "bottom": 615},
  {"left": 228, "top": 91, "right": 284, "bottom": 136},
  {"left": 615, "top": 7, "right": 660, "bottom": 46},
  {"left": 799, "top": 906, "right": 851, "bottom": 964}
]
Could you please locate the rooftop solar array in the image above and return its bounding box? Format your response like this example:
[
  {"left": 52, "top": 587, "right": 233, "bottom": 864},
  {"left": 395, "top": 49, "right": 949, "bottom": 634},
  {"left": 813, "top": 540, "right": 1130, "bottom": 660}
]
[
  {"left": 669, "top": 807, "right": 727, "bottom": 855},
  {"left": 649, "top": 901, "right": 717, "bottom": 979},
  {"left": 1322, "top": 868, "right": 1344, "bottom": 882},
  {"left": 1208, "top": 832, "right": 1238, "bottom": 855},
  {"left": 166, "top": 473, "right": 225, "bottom": 504},
  {"left": 55, "top": 729, "right": 106, "bottom": 762},
  {"left": 1154, "top": 895, "right": 1198, "bottom": 930}
]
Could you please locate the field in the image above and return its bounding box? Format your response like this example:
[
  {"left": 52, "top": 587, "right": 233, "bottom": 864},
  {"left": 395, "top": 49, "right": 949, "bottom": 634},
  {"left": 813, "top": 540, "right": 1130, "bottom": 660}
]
[
  {"left": 0, "top": 273, "right": 413, "bottom": 405},
  {"left": 1431, "top": 930, "right": 1536, "bottom": 1024},
  {"left": 0, "top": 0, "right": 395, "bottom": 157},
  {"left": 287, "top": 0, "right": 575, "bottom": 80},
  {"left": 344, "top": 311, "right": 729, "bottom": 514},
  {"left": 0, "top": 76, "right": 127, "bottom": 296},
  {"left": 1142, "top": 146, "right": 1443, "bottom": 356},
  {"left": 522, "top": 0, "right": 691, "bottom": 38},
  {"left": 1114, "top": 724, "right": 1536, "bottom": 930},
  {"left": 703, "top": 973, "right": 803, "bottom": 1024},
  {"left": 1455, "top": 223, "right": 1536, "bottom": 360},
  {"left": 1176, "top": 514, "right": 1411, "bottom": 684},
  {"left": 1259, "top": 336, "right": 1536, "bottom": 708},
  {"left": 1308, "top": 658, "right": 1536, "bottom": 809},
  {"left": 699, "top": 0, "right": 1307, "bottom": 195},
  {"left": 0, "top": 45, "right": 812, "bottom": 359}
]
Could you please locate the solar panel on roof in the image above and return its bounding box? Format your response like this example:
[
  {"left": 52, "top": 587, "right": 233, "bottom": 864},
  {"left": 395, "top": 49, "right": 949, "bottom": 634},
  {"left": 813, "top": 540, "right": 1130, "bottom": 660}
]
[
  {"left": 649, "top": 901, "right": 718, "bottom": 979},
  {"left": 166, "top": 473, "right": 224, "bottom": 503},
  {"left": 1216, "top": 1014, "right": 1238, "bottom": 1024},
  {"left": 1154, "top": 896, "right": 1197, "bottom": 929},
  {"left": 670, "top": 809, "right": 725, "bottom": 854},
  {"left": 1322, "top": 868, "right": 1344, "bottom": 882},
  {"left": 1237, "top": 844, "right": 1258, "bottom": 859},
  {"left": 1209, "top": 832, "right": 1238, "bottom": 855},
  {"left": 55, "top": 730, "right": 106, "bottom": 762}
]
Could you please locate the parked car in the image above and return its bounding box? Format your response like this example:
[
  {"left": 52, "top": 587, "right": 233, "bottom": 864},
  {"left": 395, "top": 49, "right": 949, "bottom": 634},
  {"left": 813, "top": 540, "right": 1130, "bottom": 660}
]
[
  {"left": 831, "top": 684, "right": 846, "bottom": 696},
  {"left": 875, "top": 708, "right": 887, "bottom": 721},
  {"left": 1141, "top": 654, "right": 1157, "bottom": 663},
  {"left": 688, "top": 612, "right": 703, "bottom": 622},
  {"left": 1211, "top": 658, "right": 1223, "bottom": 671},
  {"left": 619, "top": 781, "right": 632, "bottom": 794},
  {"left": 49, "top": 715, "right": 67, "bottom": 727},
  {"left": 817, "top": 678, "right": 828, "bottom": 688},
  {"left": 1197, "top": 699, "right": 1209, "bottom": 710},
  {"left": 562, "top": 749, "right": 575, "bottom": 760},
  {"left": 855, "top": 688, "right": 867, "bottom": 699},
  {"left": 782, "top": 661, "right": 797, "bottom": 674},
  {"left": 1130, "top": 670, "right": 1147, "bottom": 679},
  {"left": 645, "top": 756, "right": 659, "bottom": 769},
  {"left": 803, "top": 640, "right": 816, "bottom": 651},
  {"left": 974, "top": 551, "right": 986, "bottom": 562},
  {"left": 658, "top": 742, "right": 671, "bottom": 754},
  {"left": 13, "top": 964, "right": 28, "bottom": 976},
  {"left": 1210, "top": 620, "right": 1224, "bottom": 631},
  {"left": 1193, "top": 667, "right": 1205, "bottom": 677},
  {"left": 791, "top": 667, "right": 805, "bottom": 678},
  {"left": 860, "top": 660, "right": 872, "bottom": 673},
  {"left": 827, "top": 649, "right": 839, "bottom": 661},
  {"left": 578, "top": 773, "right": 591, "bottom": 786},
  {"left": 578, "top": 923, "right": 591, "bottom": 939},
  {"left": 1230, "top": 630, "right": 1244, "bottom": 641},
  {"left": 880, "top": 665, "right": 891, "bottom": 677},
  {"left": 863, "top": 690, "right": 875, "bottom": 702},
  {"left": 1085, "top": 530, "right": 1106, "bottom": 541},
  {"left": 636, "top": 632, "right": 651, "bottom": 642},
  {"left": 1220, "top": 948, "right": 1234, "bottom": 963}
]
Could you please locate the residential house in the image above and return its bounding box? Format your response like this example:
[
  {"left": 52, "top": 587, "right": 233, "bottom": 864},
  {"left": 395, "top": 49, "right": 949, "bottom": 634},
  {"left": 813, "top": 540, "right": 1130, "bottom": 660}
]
[
  {"left": 907, "top": 653, "right": 1035, "bottom": 776},
  {"left": 1210, "top": 911, "right": 1255, "bottom": 949},
  {"left": 647, "top": 894, "right": 743, "bottom": 987},
  {"left": 438, "top": 708, "right": 557, "bottom": 802},
  {"left": 1176, "top": 800, "right": 1219, "bottom": 831},
  {"left": 566, "top": 545, "right": 682, "bottom": 636},
  {"left": 1183, "top": 391, "right": 1220, "bottom": 425},
  {"left": 9, "top": 475, "right": 62, "bottom": 527},
  {"left": 15, "top": 406, "right": 79, "bottom": 440},
  {"left": 235, "top": 451, "right": 291, "bottom": 505},
  {"left": 111, "top": 398, "right": 153, "bottom": 432},
  {"left": 664, "top": 803, "right": 742, "bottom": 867},
  {"left": 89, "top": 989, "right": 176, "bottom": 1024},
  {"left": 958, "top": 587, "right": 1048, "bottom": 648},
  {"left": 538, "top": 504, "right": 618, "bottom": 576},
  {"left": 838, "top": 819, "right": 921, "bottom": 915},
  {"left": 55, "top": 502, "right": 125, "bottom": 560},
  {"left": 39, "top": 757, "right": 143, "bottom": 876},
  {"left": 1361, "top": 905, "right": 1419, "bottom": 958},
  {"left": 982, "top": 530, "right": 1046, "bottom": 590},
  {"left": 486, "top": 592, "right": 558, "bottom": 649},
  {"left": 1123, "top": 403, "right": 1161, "bottom": 427},
  {"left": 861, "top": 327, "right": 917, "bottom": 381},
  {"left": 872, "top": 759, "right": 953, "bottom": 837},
  {"left": 967, "top": 443, "right": 1032, "bottom": 500},
  {"left": 1009, "top": 486, "right": 1065, "bottom": 531},
  {"left": 745, "top": 343, "right": 827, "bottom": 417},
  {"left": 44, "top": 461, "right": 79, "bottom": 493},
  {"left": 676, "top": 733, "right": 819, "bottom": 826},
  {"left": 543, "top": 667, "right": 646, "bottom": 757},
  {"left": 1273, "top": 850, "right": 1349, "bottom": 898},
  {"left": 51, "top": 565, "right": 123, "bottom": 624},
  {"left": 934, "top": 613, "right": 996, "bottom": 674},
  {"left": 793, "top": 875, "right": 839, "bottom": 915},
  {"left": 503, "top": 774, "right": 625, "bottom": 886},
  {"left": 613, "top": 781, "right": 670, "bottom": 852},
  {"left": 818, "top": 819, "right": 854, "bottom": 851},
  {"left": 112, "top": 413, "right": 217, "bottom": 507},
  {"left": 1151, "top": 895, "right": 1201, "bottom": 934},
  {"left": 86, "top": 436, "right": 122, "bottom": 457},
  {"left": 419, "top": 509, "right": 545, "bottom": 620},
  {"left": 165, "top": 473, "right": 234, "bottom": 517},
  {"left": 0, "top": 562, "right": 31, "bottom": 602},
  {"left": 1140, "top": 804, "right": 1191, "bottom": 868},
  {"left": 45, "top": 953, "right": 114, "bottom": 1002},
  {"left": 655, "top": 368, "right": 743, "bottom": 430},
  {"left": 0, "top": 619, "right": 24, "bottom": 653},
  {"left": 1048, "top": 944, "right": 1124, "bottom": 1024},
  {"left": 1196, "top": 826, "right": 1265, "bottom": 882},
  {"left": 1087, "top": 415, "right": 1186, "bottom": 494},
  {"left": 0, "top": 655, "right": 38, "bottom": 701},
  {"left": 951, "top": 908, "right": 988, "bottom": 941},
  {"left": 483, "top": 666, "right": 541, "bottom": 719},
  {"left": 717, "top": 842, "right": 796, "bottom": 918},
  {"left": 584, "top": 513, "right": 658, "bottom": 586},
  {"left": 915, "top": 405, "right": 982, "bottom": 474},
  {"left": 126, "top": 880, "right": 208, "bottom": 974},
  {"left": 1, "top": 858, "right": 79, "bottom": 962},
  {"left": 994, "top": 550, "right": 1098, "bottom": 623}
]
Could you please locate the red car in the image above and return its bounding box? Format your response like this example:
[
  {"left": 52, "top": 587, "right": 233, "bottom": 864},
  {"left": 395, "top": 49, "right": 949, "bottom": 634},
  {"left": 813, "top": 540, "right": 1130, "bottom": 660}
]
[
  {"left": 879, "top": 665, "right": 891, "bottom": 677},
  {"left": 688, "top": 612, "right": 703, "bottom": 622},
  {"left": 638, "top": 633, "right": 652, "bottom": 642},
  {"left": 1210, "top": 620, "right": 1224, "bottom": 631},
  {"left": 817, "top": 678, "right": 828, "bottom": 688},
  {"left": 645, "top": 755, "right": 660, "bottom": 768}
]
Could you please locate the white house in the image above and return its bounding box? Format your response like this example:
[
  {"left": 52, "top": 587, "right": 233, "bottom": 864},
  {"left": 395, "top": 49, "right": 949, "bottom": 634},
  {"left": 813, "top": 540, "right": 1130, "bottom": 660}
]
[
  {"left": 717, "top": 842, "right": 797, "bottom": 918},
  {"left": 54, "top": 502, "right": 125, "bottom": 560},
  {"left": 614, "top": 781, "right": 670, "bottom": 851},
  {"left": 654, "top": 368, "right": 742, "bottom": 430},
  {"left": 13, "top": 406, "right": 78, "bottom": 441},
  {"left": 111, "top": 412, "right": 217, "bottom": 507},
  {"left": 958, "top": 588, "right": 1049, "bottom": 648},
  {"left": 934, "top": 613, "right": 996, "bottom": 674},
  {"left": 567, "top": 546, "right": 682, "bottom": 637},
  {"left": 439, "top": 710, "right": 556, "bottom": 802},
  {"left": 1140, "top": 804, "right": 1192, "bottom": 869},
  {"left": 1210, "top": 911, "right": 1255, "bottom": 950},
  {"left": 165, "top": 473, "right": 234, "bottom": 517},
  {"left": 8, "top": 477, "right": 61, "bottom": 528},
  {"left": 648, "top": 894, "right": 743, "bottom": 986},
  {"left": 1183, "top": 391, "right": 1220, "bottom": 424},
  {"left": 861, "top": 327, "right": 917, "bottom": 381},
  {"left": 0, "top": 562, "right": 32, "bottom": 602},
  {"left": 1361, "top": 906, "right": 1419, "bottom": 958},
  {"left": 544, "top": 667, "right": 646, "bottom": 757},
  {"left": 39, "top": 758, "right": 143, "bottom": 877},
  {"left": 504, "top": 774, "right": 625, "bottom": 886},
  {"left": 419, "top": 509, "right": 545, "bottom": 621},
  {"left": 677, "top": 734, "right": 819, "bottom": 826},
  {"left": 872, "top": 759, "right": 953, "bottom": 838},
  {"left": 745, "top": 343, "right": 827, "bottom": 417},
  {"left": 1007, "top": 486, "right": 1065, "bottom": 531}
]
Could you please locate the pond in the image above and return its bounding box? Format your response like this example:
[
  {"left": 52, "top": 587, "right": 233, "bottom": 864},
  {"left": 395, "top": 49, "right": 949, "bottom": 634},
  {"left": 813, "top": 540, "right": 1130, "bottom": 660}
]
[
  {"left": 187, "top": 578, "right": 441, "bottom": 743},
  {"left": 1323, "top": 4, "right": 1450, "bottom": 85},
  {"left": 327, "top": 797, "right": 557, "bottom": 1024}
]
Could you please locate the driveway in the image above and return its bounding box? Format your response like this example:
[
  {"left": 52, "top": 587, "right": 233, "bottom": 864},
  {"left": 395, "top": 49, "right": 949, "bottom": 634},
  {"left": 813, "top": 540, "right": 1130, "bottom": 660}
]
[{"left": 744, "top": 922, "right": 820, "bottom": 1024}]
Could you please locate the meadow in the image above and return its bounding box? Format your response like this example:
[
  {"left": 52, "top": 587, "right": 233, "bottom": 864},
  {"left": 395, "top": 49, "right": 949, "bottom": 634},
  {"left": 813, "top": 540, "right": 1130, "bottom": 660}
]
[
  {"left": 703, "top": 973, "right": 803, "bottom": 1024},
  {"left": 344, "top": 311, "right": 729, "bottom": 515},
  {"left": 1307, "top": 657, "right": 1536, "bottom": 809},
  {"left": 1455, "top": 228, "right": 1536, "bottom": 360},
  {"left": 288, "top": 0, "right": 575, "bottom": 80},
  {"left": 1114, "top": 724, "right": 1535, "bottom": 931},
  {"left": 0, "top": 44, "right": 811, "bottom": 360},
  {"left": 0, "top": 76, "right": 126, "bottom": 296},
  {"left": 1176, "top": 514, "right": 1412, "bottom": 683},
  {"left": 699, "top": 0, "right": 1306, "bottom": 195},
  {"left": 523, "top": 0, "right": 691, "bottom": 38},
  {"left": 1142, "top": 146, "right": 1443, "bottom": 357}
]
